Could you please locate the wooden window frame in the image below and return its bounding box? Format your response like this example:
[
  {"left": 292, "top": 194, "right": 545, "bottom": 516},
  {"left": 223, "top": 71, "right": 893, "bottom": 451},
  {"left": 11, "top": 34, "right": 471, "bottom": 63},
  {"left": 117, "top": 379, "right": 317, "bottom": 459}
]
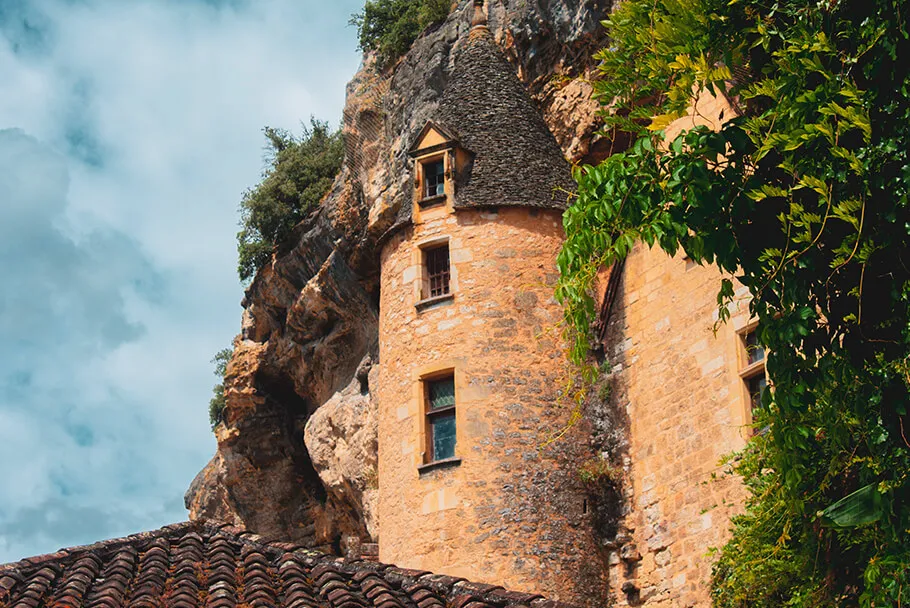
[
  {"left": 738, "top": 323, "right": 769, "bottom": 433},
  {"left": 420, "top": 155, "right": 447, "bottom": 204},
  {"left": 421, "top": 370, "right": 459, "bottom": 467}
]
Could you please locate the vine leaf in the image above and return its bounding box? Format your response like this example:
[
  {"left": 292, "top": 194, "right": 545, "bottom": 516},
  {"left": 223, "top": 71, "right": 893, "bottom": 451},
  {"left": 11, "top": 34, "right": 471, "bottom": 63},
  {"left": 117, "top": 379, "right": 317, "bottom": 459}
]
[{"left": 819, "top": 483, "right": 884, "bottom": 528}]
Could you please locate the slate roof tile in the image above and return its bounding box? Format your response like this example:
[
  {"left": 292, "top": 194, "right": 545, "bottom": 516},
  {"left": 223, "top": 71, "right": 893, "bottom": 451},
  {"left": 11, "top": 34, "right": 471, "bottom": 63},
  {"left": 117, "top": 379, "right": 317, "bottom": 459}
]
[
  {"left": 390, "top": 23, "right": 574, "bottom": 236},
  {"left": 436, "top": 29, "right": 574, "bottom": 213},
  {"left": 0, "top": 522, "right": 575, "bottom": 608}
]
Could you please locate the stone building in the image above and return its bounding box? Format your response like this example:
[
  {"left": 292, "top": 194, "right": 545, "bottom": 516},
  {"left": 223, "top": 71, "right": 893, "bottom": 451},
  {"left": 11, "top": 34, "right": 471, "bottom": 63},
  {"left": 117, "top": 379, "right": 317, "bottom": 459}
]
[
  {"left": 371, "top": 3, "right": 763, "bottom": 607},
  {"left": 0, "top": 2, "right": 769, "bottom": 607},
  {"left": 375, "top": 2, "right": 608, "bottom": 604},
  {"left": 593, "top": 91, "right": 762, "bottom": 608}
]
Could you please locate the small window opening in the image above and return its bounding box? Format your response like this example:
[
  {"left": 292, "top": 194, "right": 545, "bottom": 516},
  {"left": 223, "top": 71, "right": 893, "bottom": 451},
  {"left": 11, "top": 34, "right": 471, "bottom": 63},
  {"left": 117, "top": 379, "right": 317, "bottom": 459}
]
[
  {"left": 423, "top": 159, "right": 445, "bottom": 199},
  {"left": 746, "top": 374, "right": 768, "bottom": 413},
  {"left": 744, "top": 330, "right": 765, "bottom": 366},
  {"left": 425, "top": 375, "right": 456, "bottom": 462},
  {"left": 424, "top": 245, "right": 451, "bottom": 298},
  {"left": 739, "top": 328, "right": 768, "bottom": 431}
]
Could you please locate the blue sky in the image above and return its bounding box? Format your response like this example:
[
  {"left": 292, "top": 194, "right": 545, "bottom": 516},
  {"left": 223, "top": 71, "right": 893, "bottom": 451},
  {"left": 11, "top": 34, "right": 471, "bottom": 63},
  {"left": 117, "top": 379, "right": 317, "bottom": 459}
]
[{"left": 0, "top": 0, "right": 363, "bottom": 562}]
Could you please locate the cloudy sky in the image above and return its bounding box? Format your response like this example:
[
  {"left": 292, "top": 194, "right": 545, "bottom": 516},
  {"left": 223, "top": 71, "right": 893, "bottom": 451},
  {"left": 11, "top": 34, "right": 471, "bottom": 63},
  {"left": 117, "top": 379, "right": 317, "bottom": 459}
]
[{"left": 0, "top": 0, "right": 363, "bottom": 562}]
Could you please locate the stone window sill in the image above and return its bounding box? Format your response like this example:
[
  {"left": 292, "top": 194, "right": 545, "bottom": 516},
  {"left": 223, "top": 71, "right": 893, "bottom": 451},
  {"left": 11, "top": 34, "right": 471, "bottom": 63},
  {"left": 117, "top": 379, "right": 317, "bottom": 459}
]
[
  {"left": 738, "top": 360, "right": 765, "bottom": 379},
  {"left": 417, "top": 457, "right": 461, "bottom": 475},
  {"left": 418, "top": 194, "right": 446, "bottom": 208},
  {"left": 415, "top": 293, "right": 454, "bottom": 312}
]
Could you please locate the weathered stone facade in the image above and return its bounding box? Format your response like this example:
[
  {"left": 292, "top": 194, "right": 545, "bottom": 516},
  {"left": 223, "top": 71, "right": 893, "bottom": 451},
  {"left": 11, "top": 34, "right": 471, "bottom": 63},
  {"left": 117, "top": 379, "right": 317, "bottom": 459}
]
[
  {"left": 186, "top": 0, "right": 611, "bottom": 552},
  {"left": 601, "top": 245, "right": 754, "bottom": 607},
  {"left": 373, "top": 9, "right": 611, "bottom": 604},
  {"left": 186, "top": 1, "right": 763, "bottom": 606},
  {"left": 377, "top": 206, "right": 608, "bottom": 606}
]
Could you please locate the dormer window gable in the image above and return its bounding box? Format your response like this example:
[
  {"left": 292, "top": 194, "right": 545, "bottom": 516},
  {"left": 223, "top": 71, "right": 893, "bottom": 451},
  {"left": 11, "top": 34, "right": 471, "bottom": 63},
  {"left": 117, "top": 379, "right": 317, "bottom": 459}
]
[
  {"left": 408, "top": 122, "right": 470, "bottom": 213},
  {"left": 407, "top": 121, "right": 459, "bottom": 159}
]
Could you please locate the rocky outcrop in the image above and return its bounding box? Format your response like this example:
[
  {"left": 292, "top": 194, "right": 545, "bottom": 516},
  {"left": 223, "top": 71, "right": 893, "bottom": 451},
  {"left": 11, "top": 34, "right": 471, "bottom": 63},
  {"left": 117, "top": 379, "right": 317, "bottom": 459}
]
[
  {"left": 304, "top": 357, "right": 379, "bottom": 542},
  {"left": 186, "top": 0, "right": 612, "bottom": 549}
]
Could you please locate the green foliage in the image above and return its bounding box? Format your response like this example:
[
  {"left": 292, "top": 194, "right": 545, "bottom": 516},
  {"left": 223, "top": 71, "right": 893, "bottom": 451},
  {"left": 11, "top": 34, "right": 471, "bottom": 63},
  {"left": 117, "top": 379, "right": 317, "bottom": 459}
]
[
  {"left": 558, "top": 0, "right": 910, "bottom": 604},
  {"left": 578, "top": 456, "right": 622, "bottom": 487},
  {"left": 819, "top": 483, "right": 884, "bottom": 529},
  {"left": 597, "top": 380, "right": 612, "bottom": 403},
  {"left": 237, "top": 119, "right": 343, "bottom": 281},
  {"left": 350, "top": 0, "right": 451, "bottom": 66},
  {"left": 208, "top": 348, "right": 232, "bottom": 429}
]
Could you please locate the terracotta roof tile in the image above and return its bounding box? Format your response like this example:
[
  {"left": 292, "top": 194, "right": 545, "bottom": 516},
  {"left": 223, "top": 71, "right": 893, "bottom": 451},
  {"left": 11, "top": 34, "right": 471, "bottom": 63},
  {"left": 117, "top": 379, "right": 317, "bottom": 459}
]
[{"left": 0, "top": 522, "right": 575, "bottom": 608}]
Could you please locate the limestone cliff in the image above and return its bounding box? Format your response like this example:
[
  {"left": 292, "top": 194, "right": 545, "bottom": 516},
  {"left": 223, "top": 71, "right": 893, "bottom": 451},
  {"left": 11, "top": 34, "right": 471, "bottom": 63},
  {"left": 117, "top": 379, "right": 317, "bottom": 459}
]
[{"left": 185, "top": 0, "right": 611, "bottom": 551}]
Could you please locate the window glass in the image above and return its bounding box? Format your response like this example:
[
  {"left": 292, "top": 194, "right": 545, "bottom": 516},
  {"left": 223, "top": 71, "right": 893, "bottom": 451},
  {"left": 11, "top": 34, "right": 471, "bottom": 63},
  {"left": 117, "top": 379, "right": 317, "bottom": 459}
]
[
  {"left": 747, "top": 374, "right": 767, "bottom": 412},
  {"left": 744, "top": 331, "right": 765, "bottom": 365},
  {"left": 740, "top": 326, "right": 769, "bottom": 435},
  {"left": 426, "top": 375, "right": 456, "bottom": 462},
  {"left": 424, "top": 160, "right": 445, "bottom": 198},
  {"left": 428, "top": 377, "right": 455, "bottom": 410},
  {"left": 431, "top": 412, "right": 456, "bottom": 460}
]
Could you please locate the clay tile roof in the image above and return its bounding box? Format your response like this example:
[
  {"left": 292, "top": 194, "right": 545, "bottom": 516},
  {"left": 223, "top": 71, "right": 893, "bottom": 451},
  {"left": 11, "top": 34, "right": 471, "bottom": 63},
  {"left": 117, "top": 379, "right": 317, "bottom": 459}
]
[
  {"left": 0, "top": 521, "right": 575, "bottom": 608},
  {"left": 434, "top": 28, "right": 574, "bottom": 213}
]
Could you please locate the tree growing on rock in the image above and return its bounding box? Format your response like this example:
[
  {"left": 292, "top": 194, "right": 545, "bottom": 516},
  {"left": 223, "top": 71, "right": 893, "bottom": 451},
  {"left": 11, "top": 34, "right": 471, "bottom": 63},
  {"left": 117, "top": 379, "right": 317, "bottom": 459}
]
[
  {"left": 237, "top": 119, "right": 343, "bottom": 282},
  {"left": 208, "top": 347, "right": 232, "bottom": 429},
  {"left": 350, "top": 0, "right": 451, "bottom": 67}
]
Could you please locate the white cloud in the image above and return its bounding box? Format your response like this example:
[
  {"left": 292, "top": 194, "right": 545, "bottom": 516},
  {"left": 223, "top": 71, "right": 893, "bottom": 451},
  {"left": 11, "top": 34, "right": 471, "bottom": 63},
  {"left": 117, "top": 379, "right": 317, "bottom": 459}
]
[{"left": 0, "top": 0, "right": 364, "bottom": 562}]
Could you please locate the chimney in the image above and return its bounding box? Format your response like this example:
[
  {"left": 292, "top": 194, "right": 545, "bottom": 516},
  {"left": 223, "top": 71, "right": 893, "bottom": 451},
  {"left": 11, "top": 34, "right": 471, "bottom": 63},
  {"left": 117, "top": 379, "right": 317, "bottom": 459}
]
[{"left": 471, "top": 0, "right": 488, "bottom": 30}]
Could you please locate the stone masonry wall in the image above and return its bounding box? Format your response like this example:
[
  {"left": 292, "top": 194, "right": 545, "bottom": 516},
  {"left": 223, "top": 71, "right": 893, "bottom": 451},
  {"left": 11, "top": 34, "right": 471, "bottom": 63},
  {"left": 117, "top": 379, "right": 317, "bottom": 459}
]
[
  {"left": 377, "top": 206, "right": 610, "bottom": 607},
  {"left": 602, "top": 244, "right": 755, "bottom": 607},
  {"left": 186, "top": 0, "right": 610, "bottom": 546}
]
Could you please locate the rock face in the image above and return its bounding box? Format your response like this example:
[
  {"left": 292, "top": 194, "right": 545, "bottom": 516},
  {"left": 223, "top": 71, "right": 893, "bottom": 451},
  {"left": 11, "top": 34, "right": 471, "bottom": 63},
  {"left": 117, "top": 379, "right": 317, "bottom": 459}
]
[
  {"left": 186, "top": 0, "right": 611, "bottom": 552},
  {"left": 304, "top": 358, "right": 380, "bottom": 542}
]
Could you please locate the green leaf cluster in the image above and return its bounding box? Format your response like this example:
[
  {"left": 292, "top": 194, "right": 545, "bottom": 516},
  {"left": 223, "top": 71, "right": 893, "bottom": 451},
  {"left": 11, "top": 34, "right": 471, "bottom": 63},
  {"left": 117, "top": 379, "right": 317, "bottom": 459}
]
[
  {"left": 558, "top": 0, "right": 910, "bottom": 604},
  {"left": 350, "top": 0, "right": 451, "bottom": 67},
  {"left": 208, "top": 348, "right": 232, "bottom": 429},
  {"left": 237, "top": 119, "right": 343, "bottom": 281}
]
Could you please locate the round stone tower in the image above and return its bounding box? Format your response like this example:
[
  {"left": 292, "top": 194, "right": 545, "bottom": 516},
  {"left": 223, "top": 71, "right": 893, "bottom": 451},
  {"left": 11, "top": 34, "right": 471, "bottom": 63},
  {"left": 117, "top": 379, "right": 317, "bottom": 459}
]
[{"left": 375, "top": 2, "right": 608, "bottom": 604}]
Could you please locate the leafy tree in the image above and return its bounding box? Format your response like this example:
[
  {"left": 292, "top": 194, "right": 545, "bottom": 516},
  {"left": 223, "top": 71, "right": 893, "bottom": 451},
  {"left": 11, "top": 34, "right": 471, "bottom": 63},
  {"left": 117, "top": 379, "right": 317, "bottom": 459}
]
[
  {"left": 557, "top": 0, "right": 910, "bottom": 604},
  {"left": 350, "top": 0, "right": 451, "bottom": 67},
  {"left": 237, "top": 119, "right": 343, "bottom": 281},
  {"left": 208, "top": 347, "right": 232, "bottom": 429}
]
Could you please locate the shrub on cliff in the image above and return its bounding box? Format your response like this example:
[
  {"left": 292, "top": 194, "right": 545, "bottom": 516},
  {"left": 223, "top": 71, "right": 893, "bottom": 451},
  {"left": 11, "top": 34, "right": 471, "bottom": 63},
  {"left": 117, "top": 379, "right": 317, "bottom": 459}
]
[
  {"left": 237, "top": 119, "right": 343, "bottom": 281},
  {"left": 558, "top": 0, "right": 910, "bottom": 604},
  {"left": 208, "top": 348, "right": 232, "bottom": 429},
  {"left": 351, "top": 0, "right": 451, "bottom": 66}
]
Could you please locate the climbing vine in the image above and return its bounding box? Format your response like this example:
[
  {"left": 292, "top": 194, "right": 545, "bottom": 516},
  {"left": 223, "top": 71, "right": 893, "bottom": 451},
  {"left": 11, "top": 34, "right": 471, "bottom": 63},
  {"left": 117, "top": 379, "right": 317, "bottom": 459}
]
[{"left": 556, "top": 0, "right": 910, "bottom": 604}]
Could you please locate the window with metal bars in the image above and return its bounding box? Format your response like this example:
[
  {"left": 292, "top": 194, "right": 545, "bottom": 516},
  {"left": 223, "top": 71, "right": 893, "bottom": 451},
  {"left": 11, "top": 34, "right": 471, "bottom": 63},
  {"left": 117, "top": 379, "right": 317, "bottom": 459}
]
[
  {"left": 425, "top": 375, "right": 456, "bottom": 462},
  {"left": 423, "top": 159, "right": 445, "bottom": 199},
  {"left": 424, "top": 245, "right": 450, "bottom": 299}
]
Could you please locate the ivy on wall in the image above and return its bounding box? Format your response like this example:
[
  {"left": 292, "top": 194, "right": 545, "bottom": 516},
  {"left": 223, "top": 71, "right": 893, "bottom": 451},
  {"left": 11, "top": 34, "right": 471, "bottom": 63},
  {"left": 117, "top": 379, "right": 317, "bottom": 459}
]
[{"left": 556, "top": 0, "right": 910, "bottom": 604}]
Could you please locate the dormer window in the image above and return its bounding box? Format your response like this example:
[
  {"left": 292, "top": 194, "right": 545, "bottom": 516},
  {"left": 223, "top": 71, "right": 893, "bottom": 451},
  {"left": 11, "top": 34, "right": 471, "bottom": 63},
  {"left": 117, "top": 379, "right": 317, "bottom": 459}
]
[
  {"left": 423, "top": 159, "right": 445, "bottom": 199},
  {"left": 408, "top": 122, "right": 467, "bottom": 217}
]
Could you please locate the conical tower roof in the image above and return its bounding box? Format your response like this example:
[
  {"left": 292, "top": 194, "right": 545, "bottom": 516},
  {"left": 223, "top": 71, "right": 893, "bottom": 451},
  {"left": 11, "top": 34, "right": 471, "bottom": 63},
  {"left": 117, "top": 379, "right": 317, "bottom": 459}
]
[{"left": 434, "top": 20, "right": 574, "bottom": 211}]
